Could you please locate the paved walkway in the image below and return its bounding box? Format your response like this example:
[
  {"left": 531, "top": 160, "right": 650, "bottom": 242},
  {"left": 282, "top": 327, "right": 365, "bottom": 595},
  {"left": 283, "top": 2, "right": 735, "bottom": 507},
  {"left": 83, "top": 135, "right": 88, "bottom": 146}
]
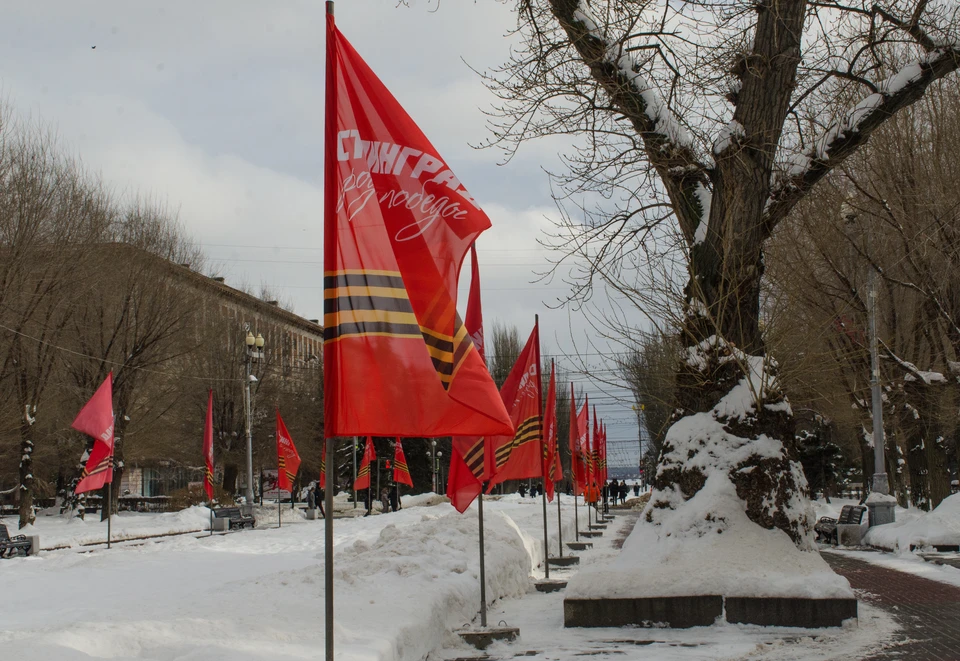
[{"left": 824, "top": 552, "right": 960, "bottom": 660}]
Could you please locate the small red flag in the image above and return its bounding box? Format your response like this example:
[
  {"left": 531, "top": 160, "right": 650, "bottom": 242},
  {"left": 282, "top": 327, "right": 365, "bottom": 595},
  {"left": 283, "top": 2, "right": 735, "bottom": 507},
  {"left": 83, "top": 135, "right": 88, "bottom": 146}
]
[
  {"left": 393, "top": 438, "right": 413, "bottom": 487},
  {"left": 353, "top": 437, "right": 376, "bottom": 491},
  {"left": 579, "top": 397, "right": 593, "bottom": 487},
  {"left": 466, "top": 243, "right": 485, "bottom": 362},
  {"left": 542, "top": 361, "right": 558, "bottom": 501},
  {"left": 323, "top": 18, "right": 513, "bottom": 438},
  {"left": 569, "top": 383, "right": 586, "bottom": 496},
  {"left": 276, "top": 411, "right": 301, "bottom": 492},
  {"left": 487, "top": 322, "right": 543, "bottom": 490},
  {"left": 203, "top": 390, "right": 215, "bottom": 501},
  {"left": 74, "top": 373, "right": 115, "bottom": 495}
]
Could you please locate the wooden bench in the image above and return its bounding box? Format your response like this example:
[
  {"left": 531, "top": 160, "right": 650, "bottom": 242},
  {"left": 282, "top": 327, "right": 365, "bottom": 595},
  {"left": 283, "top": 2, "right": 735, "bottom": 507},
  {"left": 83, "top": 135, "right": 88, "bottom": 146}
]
[
  {"left": 0, "top": 524, "right": 33, "bottom": 558},
  {"left": 814, "top": 516, "right": 838, "bottom": 544},
  {"left": 213, "top": 507, "right": 256, "bottom": 531}
]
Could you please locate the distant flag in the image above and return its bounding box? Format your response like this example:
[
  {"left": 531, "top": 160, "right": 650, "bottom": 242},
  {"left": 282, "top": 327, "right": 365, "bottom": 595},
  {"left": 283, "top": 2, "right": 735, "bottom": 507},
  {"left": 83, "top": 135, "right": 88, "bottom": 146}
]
[
  {"left": 393, "top": 438, "right": 413, "bottom": 487},
  {"left": 276, "top": 411, "right": 302, "bottom": 492},
  {"left": 487, "top": 322, "right": 543, "bottom": 490},
  {"left": 353, "top": 437, "right": 376, "bottom": 491},
  {"left": 578, "top": 397, "right": 592, "bottom": 487},
  {"left": 465, "top": 243, "right": 484, "bottom": 360},
  {"left": 73, "top": 373, "right": 116, "bottom": 494},
  {"left": 542, "top": 361, "right": 558, "bottom": 501},
  {"left": 322, "top": 21, "right": 513, "bottom": 439},
  {"left": 203, "top": 390, "right": 215, "bottom": 501},
  {"left": 600, "top": 421, "right": 608, "bottom": 483},
  {"left": 592, "top": 405, "right": 601, "bottom": 483},
  {"left": 569, "top": 383, "right": 586, "bottom": 496}
]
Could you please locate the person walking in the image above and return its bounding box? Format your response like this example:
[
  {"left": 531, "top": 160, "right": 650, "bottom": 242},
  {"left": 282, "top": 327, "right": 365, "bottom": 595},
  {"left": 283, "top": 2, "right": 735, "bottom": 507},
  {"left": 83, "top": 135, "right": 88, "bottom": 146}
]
[
  {"left": 619, "top": 480, "right": 628, "bottom": 504},
  {"left": 633, "top": 482, "right": 640, "bottom": 497},
  {"left": 389, "top": 483, "right": 401, "bottom": 512},
  {"left": 518, "top": 483, "right": 528, "bottom": 498}
]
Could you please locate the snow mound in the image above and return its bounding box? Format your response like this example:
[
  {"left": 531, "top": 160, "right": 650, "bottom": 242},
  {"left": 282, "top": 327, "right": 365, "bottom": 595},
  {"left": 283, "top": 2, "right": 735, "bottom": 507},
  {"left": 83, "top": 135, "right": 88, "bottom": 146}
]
[
  {"left": 566, "top": 472, "right": 853, "bottom": 600},
  {"left": 864, "top": 493, "right": 960, "bottom": 552}
]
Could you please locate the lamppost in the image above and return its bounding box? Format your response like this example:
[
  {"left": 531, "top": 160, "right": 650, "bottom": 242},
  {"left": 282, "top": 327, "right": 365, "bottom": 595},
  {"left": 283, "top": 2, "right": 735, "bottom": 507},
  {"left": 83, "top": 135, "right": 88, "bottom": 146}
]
[
  {"left": 437, "top": 451, "right": 443, "bottom": 492},
  {"left": 243, "top": 330, "right": 264, "bottom": 507},
  {"left": 430, "top": 440, "right": 437, "bottom": 493},
  {"left": 844, "top": 207, "right": 895, "bottom": 526}
]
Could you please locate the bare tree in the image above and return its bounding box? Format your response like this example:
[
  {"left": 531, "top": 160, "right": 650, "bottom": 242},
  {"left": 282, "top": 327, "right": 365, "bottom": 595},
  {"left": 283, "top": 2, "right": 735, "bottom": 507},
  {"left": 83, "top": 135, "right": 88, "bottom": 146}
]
[
  {"left": 488, "top": 320, "right": 523, "bottom": 389},
  {"left": 479, "top": 0, "right": 960, "bottom": 545}
]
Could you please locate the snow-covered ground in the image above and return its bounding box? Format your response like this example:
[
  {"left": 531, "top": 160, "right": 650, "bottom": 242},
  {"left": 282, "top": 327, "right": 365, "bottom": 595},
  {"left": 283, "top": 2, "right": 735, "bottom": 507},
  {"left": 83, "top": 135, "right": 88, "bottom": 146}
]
[{"left": 0, "top": 493, "right": 901, "bottom": 660}]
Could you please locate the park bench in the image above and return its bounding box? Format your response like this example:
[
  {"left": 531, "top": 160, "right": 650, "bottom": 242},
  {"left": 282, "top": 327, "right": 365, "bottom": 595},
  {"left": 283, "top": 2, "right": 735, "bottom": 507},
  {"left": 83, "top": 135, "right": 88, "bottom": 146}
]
[
  {"left": 0, "top": 523, "right": 33, "bottom": 558},
  {"left": 814, "top": 516, "right": 838, "bottom": 544},
  {"left": 213, "top": 507, "right": 256, "bottom": 532}
]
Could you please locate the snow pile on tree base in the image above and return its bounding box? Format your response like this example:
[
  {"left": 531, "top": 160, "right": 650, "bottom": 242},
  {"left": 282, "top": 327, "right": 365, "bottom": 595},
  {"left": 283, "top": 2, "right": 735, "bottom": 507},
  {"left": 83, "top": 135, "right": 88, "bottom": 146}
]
[
  {"left": 864, "top": 493, "right": 960, "bottom": 552},
  {"left": 566, "top": 472, "right": 853, "bottom": 600}
]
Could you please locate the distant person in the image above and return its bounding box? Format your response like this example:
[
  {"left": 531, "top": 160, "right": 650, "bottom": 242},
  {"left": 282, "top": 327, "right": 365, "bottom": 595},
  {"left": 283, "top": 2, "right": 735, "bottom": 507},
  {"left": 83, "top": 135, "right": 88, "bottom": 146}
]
[
  {"left": 518, "top": 483, "right": 528, "bottom": 498},
  {"left": 530, "top": 483, "right": 539, "bottom": 499},
  {"left": 390, "top": 484, "right": 401, "bottom": 512},
  {"left": 633, "top": 483, "right": 640, "bottom": 497},
  {"left": 315, "top": 487, "right": 326, "bottom": 517},
  {"left": 619, "top": 480, "right": 628, "bottom": 504},
  {"left": 380, "top": 487, "right": 391, "bottom": 513}
]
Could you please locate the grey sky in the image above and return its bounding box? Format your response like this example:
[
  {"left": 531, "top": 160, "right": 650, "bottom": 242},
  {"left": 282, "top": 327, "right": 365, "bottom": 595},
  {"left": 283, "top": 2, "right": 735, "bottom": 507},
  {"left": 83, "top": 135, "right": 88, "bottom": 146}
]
[{"left": 1, "top": 0, "right": 647, "bottom": 468}]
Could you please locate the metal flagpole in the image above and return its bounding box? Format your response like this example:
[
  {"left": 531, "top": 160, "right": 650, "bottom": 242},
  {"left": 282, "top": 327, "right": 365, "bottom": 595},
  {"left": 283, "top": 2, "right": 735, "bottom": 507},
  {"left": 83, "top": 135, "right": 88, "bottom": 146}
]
[
  {"left": 352, "top": 436, "right": 357, "bottom": 509},
  {"left": 478, "top": 489, "right": 488, "bottom": 627},
  {"left": 324, "top": 436, "right": 335, "bottom": 661},
  {"left": 106, "top": 473, "right": 112, "bottom": 549},
  {"left": 574, "top": 493, "right": 579, "bottom": 542},
  {"left": 541, "top": 484, "right": 550, "bottom": 578},
  {"left": 324, "top": 6, "right": 336, "bottom": 661},
  {"left": 557, "top": 491, "right": 563, "bottom": 557},
  {"left": 278, "top": 485, "right": 281, "bottom": 528},
  {"left": 537, "top": 316, "right": 549, "bottom": 578}
]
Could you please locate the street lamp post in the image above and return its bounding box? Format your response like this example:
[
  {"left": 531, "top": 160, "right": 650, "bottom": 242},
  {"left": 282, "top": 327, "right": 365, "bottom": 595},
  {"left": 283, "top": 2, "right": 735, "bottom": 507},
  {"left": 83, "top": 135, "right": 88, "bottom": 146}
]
[
  {"left": 243, "top": 331, "right": 264, "bottom": 507},
  {"left": 431, "top": 440, "right": 437, "bottom": 493},
  {"left": 437, "top": 451, "right": 443, "bottom": 492},
  {"left": 844, "top": 208, "right": 895, "bottom": 526}
]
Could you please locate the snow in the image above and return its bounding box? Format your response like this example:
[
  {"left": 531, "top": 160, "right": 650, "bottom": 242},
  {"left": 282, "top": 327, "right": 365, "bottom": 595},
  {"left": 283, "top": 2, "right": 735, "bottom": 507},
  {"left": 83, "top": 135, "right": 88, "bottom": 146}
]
[
  {"left": 863, "top": 493, "right": 960, "bottom": 552},
  {"left": 693, "top": 183, "right": 712, "bottom": 244},
  {"left": 712, "top": 120, "right": 745, "bottom": 155},
  {"left": 865, "top": 492, "right": 898, "bottom": 505},
  {"left": 566, "top": 473, "right": 853, "bottom": 599},
  {"left": 0, "top": 493, "right": 577, "bottom": 660}
]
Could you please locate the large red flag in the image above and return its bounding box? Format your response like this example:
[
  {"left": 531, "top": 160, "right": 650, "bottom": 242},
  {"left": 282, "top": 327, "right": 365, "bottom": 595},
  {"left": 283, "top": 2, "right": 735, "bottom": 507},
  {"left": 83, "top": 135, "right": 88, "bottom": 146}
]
[
  {"left": 276, "top": 411, "right": 301, "bottom": 492},
  {"left": 393, "top": 438, "right": 413, "bottom": 487},
  {"left": 353, "top": 437, "right": 376, "bottom": 491},
  {"left": 203, "top": 390, "right": 215, "bottom": 501},
  {"left": 542, "top": 361, "right": 558, "bottom": 501},
  {"left": 487, "top": 322, "right": 543, "bottom": 489},
  {"left": 323, "top": 17, "right": 513, "bottom": 439},
  {"left": 74, "top": 373, "right": 115, "bottom": 495},
  {"left": 447, "top": 243, "right": 495, "bottom": 512}
]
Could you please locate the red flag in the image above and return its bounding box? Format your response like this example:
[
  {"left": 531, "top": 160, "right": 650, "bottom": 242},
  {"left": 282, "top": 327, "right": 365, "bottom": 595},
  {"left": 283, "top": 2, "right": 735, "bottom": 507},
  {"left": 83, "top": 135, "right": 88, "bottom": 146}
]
[
  {"left": 323, "top": 15, "right": 513, "bottom": 439},
  {"left": 74, "top": 373, "right": 115, "bottom": 494},
  {"left": 466, "top": 243, "right": 484, "bottom": 362},
  {"left": 600, "top": 421, "right": 608, "bottom": 483},
  {"left": 579, "top": 397, "right": 593, "bottom": 488},
  {"left": 276, "top": 411, "right": 301, "bottom": 492},
  {"left": 447, "top": 242, "right": 496, "bottom": 512},
  {"left": 569, "top": 383, "right": 586, "bottom": 496},
  {"left": 542, "top": 361, "right": 558, "bottom": 501},
  {"left": 393, "top": 438, "right": 413, "bottom": 487},
  {"left": 592, "top": 404, "right": 601, "bottom": 483},
  {"left": 487, "top": 322, "right": 543, "bottom": 489},
  {"left": 203, "top": 390, "right": 215, "bottom": 501},
  {"left": 353, "top": 437, "right": 376, "bottom": 491}
]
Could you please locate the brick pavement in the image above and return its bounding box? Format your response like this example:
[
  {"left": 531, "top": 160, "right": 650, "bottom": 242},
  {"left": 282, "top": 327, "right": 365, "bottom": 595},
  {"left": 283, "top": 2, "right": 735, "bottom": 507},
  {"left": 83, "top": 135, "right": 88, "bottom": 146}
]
[{"left": 823, "top": 552, "right": 960, "bottom": 660}]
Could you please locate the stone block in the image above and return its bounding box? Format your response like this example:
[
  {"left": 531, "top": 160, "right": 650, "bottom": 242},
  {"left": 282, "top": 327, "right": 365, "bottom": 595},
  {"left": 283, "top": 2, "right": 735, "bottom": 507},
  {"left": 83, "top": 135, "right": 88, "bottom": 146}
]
[
  {"left": 566, "top": 542, "right": 593, "bottom": 551},
  {"left": 564, "top": 596, "right": 723, "bottom": 628},
  {"left": 548, "top": 555, "right": 580, "bottom": 567},
  {"left": 457, "top": 627, "right": 519, "bottom": 650},
  {"left": 578, "top": 531, "right": 602, "bottom": 538},
  {"left": 724, "top": 597, "right": 857, "bottom": 628},
  {"left": 535, "top": 579, "right": 568, "bottom": 593}
]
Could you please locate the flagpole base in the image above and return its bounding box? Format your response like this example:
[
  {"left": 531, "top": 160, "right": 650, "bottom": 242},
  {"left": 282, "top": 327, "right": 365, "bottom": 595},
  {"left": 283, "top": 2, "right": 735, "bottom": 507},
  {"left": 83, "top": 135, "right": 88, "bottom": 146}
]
[
  {"left": 535, "top": 578, "right": 568, "bottom": 593},
  {"left": 566, "top": 542, "right": 593, "bottom": 551},
  {"left": 547, "top": 555, "right": 580, "bottom": 567},
  {"left": 457, "top": 626, "right": 519, "bottom": 650}
]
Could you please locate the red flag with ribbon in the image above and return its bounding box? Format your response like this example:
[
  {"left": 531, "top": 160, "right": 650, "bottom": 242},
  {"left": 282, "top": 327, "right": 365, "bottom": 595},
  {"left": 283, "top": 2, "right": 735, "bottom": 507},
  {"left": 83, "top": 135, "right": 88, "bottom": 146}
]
[
  {"left": 542, "top": 361, "right": 558, "bottom": 501},
  {"left": 353, "top": 437, "right": 376, "bottom": 491},
  {"left": 73, "top": 373, "right": 115, "bottom": 495},
  {"left": 447, "top": 243, "right": 496, "bottom": 512},
  {"left": 569, "top": 383, "right": 586, "bottom": 496},
  {"left": 276, "top": 411, "right": 301, "bottom": 492},
  {"left": 203, "top": 390, "right": 215, "bottom": 501},
  {"left": 487, "top": 322, "right": 543, "bottom": 490},
  {"left": 323, "top": 18, "right": 513, "bottom": 439},
  {"left": 393, "top": 438, "right": 413, "bottom": 487}
]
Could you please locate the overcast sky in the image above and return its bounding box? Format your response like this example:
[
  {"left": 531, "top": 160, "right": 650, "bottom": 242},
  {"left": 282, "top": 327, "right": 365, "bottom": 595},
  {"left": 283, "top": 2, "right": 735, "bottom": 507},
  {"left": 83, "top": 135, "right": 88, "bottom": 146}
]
[{"left": 1, "top": 0, "right": 649, "bottom": 468}]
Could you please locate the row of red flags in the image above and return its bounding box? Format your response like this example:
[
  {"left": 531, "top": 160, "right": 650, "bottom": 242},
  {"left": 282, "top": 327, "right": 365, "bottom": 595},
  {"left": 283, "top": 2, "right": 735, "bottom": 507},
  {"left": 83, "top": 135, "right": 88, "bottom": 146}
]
[{"left": 69, "top": 15, "right": 610, "bottom": 510}]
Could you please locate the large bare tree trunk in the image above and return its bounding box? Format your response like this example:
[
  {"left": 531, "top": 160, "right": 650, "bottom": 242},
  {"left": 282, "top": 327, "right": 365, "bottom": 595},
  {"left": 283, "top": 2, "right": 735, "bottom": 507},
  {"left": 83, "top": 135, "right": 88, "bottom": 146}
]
[{"left": 18, "top": 418, "right": 35, "bottom": 528}]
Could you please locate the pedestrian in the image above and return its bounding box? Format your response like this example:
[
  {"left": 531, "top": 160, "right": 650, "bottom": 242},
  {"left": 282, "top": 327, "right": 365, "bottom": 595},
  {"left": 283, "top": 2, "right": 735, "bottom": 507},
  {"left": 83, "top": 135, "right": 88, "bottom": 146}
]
[
  {"left": 619, "top": 480, "right": 628, "bottom": 504},
  {"left": 531, "top": 483, "right": 539, "bottom": 499},
  {"left": 307, "top": 485, "right": 316, "bottom": 511},
  {"left": 316, "top": 487, "right": 326, "bottom": 517},
  {"left": 633, "top": 482, "right": 640, "bottom": 497},
  {"left": 380, "top": 486, "right": 391, "bottom": 513},
  {"left": 518, "top": 483, "right": 528, "bottom": 498},
  {"left": 390, "top": 483, "right": 401, "bottom": 512}
]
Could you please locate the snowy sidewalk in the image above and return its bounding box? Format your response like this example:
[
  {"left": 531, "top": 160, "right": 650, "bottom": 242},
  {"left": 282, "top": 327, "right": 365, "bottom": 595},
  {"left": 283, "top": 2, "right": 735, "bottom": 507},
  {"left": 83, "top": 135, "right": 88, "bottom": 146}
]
[
  {"left": 435, "top": 513, "right": 898, "bottom": 661},
  {"left": 823, "top": 551, "right": 960, "bottom": 660}
]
